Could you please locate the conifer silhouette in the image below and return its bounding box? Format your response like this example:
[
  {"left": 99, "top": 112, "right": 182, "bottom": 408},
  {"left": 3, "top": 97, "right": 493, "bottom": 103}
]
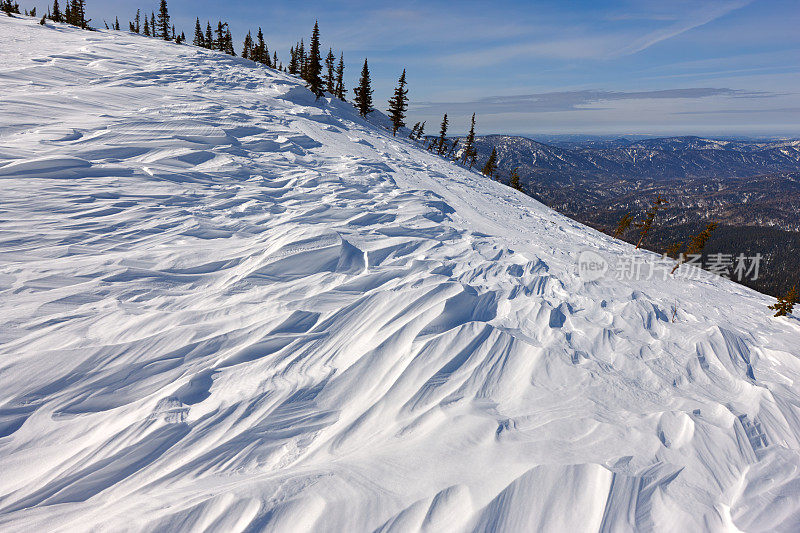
[
  {"left": 70, "top": 0, "right": 88, "bottom": 28},
  {"left": 335, "top": 53, "right": 346, "bottom": 100},
  {"left": 387, "top": 70, "right": 408, "bottom": 136},
  {"left": 288, "top": 46, "right": 298, "bottom": 74},
  {"left": 509, "top": 168, "right": 522, "bottom": 191},
  {"left": 325, "top": 49, "right": 335, "bottom": 94},
  {"left": 448, "top": 138, "right": 459, "bottom": 158},
  {"left": 307, "top": 22, "right": 323, "bottom": 97},
  {"left": 353, "top": 59, "right": 374, "bottom": 117},
  {"left": 51, "top": 0, "right": 60, "bottom": 22},
  {"left": 204, "top": 22, "right": 212, "bottom": 48},
  {"left": 193, "top": 18, "right": 203, "bottom": 47},
  {"left": 215, "top": 21, "right": 225, "bottom": 51},
  {"left": 462, "top": 113, "right": 476, "bottom": 165},
  {"left": 255, "top": 28, "right": 267, "bottom": 65},
  {"left": 224, "top": 27, "right": 235, "bottom": 55},
  {"left": 416, "top": 121, "right": 426, "bottom": 141},
  {"left": 242, "top": 31, "right": 253, "bottom": 59},
  {"left": 298, "top": 39, "right": 306, "bottom": 79},
  {"left": 482, "top": 148, "right": 498, "bottom": 178},
  {"left": 437, "top": 113, "right": 448, "bottom": 154}
]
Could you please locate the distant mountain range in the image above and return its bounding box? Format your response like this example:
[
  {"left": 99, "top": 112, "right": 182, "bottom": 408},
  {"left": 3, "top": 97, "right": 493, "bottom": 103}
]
[{"left": 470, "top": 135, "right": 800, "bottom": 184}]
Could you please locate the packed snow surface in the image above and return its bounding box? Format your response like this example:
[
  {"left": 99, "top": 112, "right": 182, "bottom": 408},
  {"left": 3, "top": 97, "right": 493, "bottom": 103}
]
[{"left": 2, "top": 16, "right": 800, "bottom": 532}]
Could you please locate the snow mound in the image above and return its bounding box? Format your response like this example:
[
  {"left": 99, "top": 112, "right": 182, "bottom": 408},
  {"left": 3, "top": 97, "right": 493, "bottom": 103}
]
[{"left": 1, "top": 15, "right": 800, "bottom": 532}]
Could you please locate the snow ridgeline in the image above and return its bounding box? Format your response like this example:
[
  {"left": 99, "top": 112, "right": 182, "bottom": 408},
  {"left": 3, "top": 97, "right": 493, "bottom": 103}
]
[{"left": 1, "top": 15, "right": 800, "bottom": 533}]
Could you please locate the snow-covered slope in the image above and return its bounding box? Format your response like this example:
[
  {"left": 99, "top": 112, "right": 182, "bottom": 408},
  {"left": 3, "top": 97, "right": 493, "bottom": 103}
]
[{"left": 2, "top": 16, "right": 800, "bottom": 532}]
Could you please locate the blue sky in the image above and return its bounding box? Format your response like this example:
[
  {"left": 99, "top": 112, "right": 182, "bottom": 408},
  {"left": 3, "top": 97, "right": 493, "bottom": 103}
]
[{"left": 75, "top": 0, "right": 800, "bottom": 135}]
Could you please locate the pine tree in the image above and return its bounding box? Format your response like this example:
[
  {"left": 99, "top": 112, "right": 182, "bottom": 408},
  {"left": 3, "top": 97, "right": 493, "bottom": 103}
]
[
  {"left": 635, "top": 195, "right": 668, "bottom": 249},
  {"left": 172, "top": 25, "right": 176, "bottom": 40},
  {"left": 273, "top": 51, "right": 279, "bottom": 69},
  {"left": 67, "top": 0, "right": 87, "bottom": 28},
  {"left": 387, "top": 69, "right": 409, "bottom": 136},
  {"left": 288, "top": 47, "right": 298, "bottom": 74},
  {"left": 134, "top": 9, "right": 140, "bottom": 33},
  {"left": 298, "top": 39, "right": 306, "bottom": 79},
  {"left": 77, "top": 0, "right": 88, "bottom": 28},
  {"left": 448, "top": 138, "right": 459, "bottom": 158},
  {"left": 415, "top": 121, "right": 425, "bottom": 141},
  {"left": 769, "top": 286, "right": 798, "bottom": 317},
  {"left": 462, "top": 113, "right": 476, "bottom": 164},
  {"left": 193, "top": 18, "right": 203, "bottom": 47},
  {"left": 6, "top": 0, "right": 21, "bottom": 15},
  {"left": 66, "top": 2, "right": 73, "bottom": 21},
  {"left": 215, "top": 21, "right": 225, "bottom": 51},
  {"left": 50, "top": 0, "right": 60, "bottom": 21},
  {"left": 670, "top": 222, "right": 717, "bottom": 274},
  {"left": 255, "top": 28, "right": 267, "bottom": 65},
  {"left": 142, "top": 13, "right": 150, "bottom": 36},
  {"left": 613, "top": 213, "right": 634, "bottom": 238},
  {"left": 204, "top": 22, "right": 212, "bottom": 49},
  {"left": 114, "top": 16, "right": 120, "bottom": 30},
  {"left": 353, "top": 58, "right": 373, "bottom": 117},
  {"left": 307, "top": 21, "right": 323, "bottom": 97},
  {"left": 325, "top": 48, "right": 335, "bottom": 94},
  {"left": 224, "top": 27, "right": 235, "bottom": 55},
  {"left": 509, "top": 168, "right": 522, "bottom": 191},
  {"left": 664, "top": 241, "right": 683, "bottom": 259},
  {"left": 482, "top": 148, "right": 498, "bottom": 178},
  {"left": 150, "top": 11, "right": 156, "bottom": 36},
  {"left": 437, "top": 113, "right": 448, "bottom": 154},
  {"left": 2, "top": 1, "right": 12, "bottom": 16},
  {"left": 157, "top": 0, "right": 170, "bottom": 40},
  {"left": 242, "top": 31, "right": 253, "bottom": 59},
  {"left": 335, "top": 53, "right": 346, "bottom": 100}
]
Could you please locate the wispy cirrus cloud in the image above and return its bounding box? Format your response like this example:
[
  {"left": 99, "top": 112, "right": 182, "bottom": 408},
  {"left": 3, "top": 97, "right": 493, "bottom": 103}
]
[
  {"left": 612, "top": 0, "right": 754, "bottom": 56},
  {"left": 439, "top": 0, "right": 754, "bottom": 67},
  {"left": 414, "top": 88, "right": 771, "bottom": 115},
  {"left": 675, "top": 107, "right": 800, "bottom": 115}
]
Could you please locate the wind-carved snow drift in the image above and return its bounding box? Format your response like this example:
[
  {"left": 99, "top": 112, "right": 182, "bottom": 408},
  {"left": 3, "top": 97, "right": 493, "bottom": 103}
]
[{"left": 1, "top": 16, "right": 800, "bottom": 533}]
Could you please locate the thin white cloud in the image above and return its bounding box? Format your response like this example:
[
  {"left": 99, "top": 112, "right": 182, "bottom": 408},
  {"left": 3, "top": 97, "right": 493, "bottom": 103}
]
[
  {"left": 414, "top": 87, "right": 769, "bottom": 115},
  {"left": 437, "top": 0, "right": 755, "bottom": 67},
  {"left": 612, "top": 0, "right": 754, "bottom": 56}
]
